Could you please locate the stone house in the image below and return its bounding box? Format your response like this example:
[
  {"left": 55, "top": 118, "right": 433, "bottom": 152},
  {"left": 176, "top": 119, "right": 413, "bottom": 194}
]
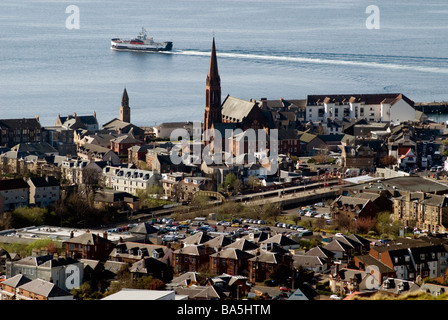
[
  {"left": 0, "top": 178, "right": 30, "bottom": 213},
  {"left": 341, "top": 145, "right": 375, "bottom": 169},
  {"left": 209, "top": 248, "right": 254, "bottom": 276},
  {"left": 64, "top": 230, "right": 115, "bottom": 262},
  {"left": 5, "top": 254, "right": 84, "bottom": 292},
  {"left": 27, "top": 176, "right": 60, "bottom": 207},
  {"left": 0, "top": 117, "right": 43, "bottom": 148},
  {"left": 173, "top": 244, "right": 215, "bottom": 274},
  {"left": 16, "top": 278, "right": 74, "bottom": 300},
  {"left": 110, "top": 134, "right": 144, "bottom": 157},
  {"left": 393, "top": 191, "right": 448, "bottom": 234}
]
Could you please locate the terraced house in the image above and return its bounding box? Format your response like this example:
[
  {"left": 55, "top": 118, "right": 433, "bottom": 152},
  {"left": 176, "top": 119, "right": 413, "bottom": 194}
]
[{"left": 393, "top": 191, "right": 448, "bottom": 234}]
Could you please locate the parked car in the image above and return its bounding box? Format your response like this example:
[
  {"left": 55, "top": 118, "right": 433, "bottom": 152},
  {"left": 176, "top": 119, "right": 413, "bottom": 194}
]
[
  {"left": 330, "top": 294, "right": 342, "bottom": 300},
  {"left": 314, "top": 202, "right": 325, "bottom": 207}
]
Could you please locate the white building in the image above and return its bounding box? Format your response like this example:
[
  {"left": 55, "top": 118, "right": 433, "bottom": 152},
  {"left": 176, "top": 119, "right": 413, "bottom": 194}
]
[
  {"left": 306, "top": 93, "right": 416, "bottom": 124},
  {"left": 27, "top": 176, "right": 60, "bottom": 207},
  {"left": 102, "top": 166, "right": 161, "bottom": 195}
]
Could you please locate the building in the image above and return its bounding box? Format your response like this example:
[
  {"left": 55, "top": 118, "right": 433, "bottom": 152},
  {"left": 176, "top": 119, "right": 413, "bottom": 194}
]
[
  {"left": 178, "top": 176, "right": 214, "bottom": 201},
  {"left": 55, "top": 112, "right": 99, "bottom": 131},
  {"left": 93, "top": 189, "right": 140, "bottom": 211},
  {"left": 16, "top": 278, "right": 73, "bottom": 300},
  {"left": 0, "top": 178, "right": 30, "bottom": 213},
  {"left": 5, "top": 254, "right": 84, "bottom": 292},
  {"left": 77, "top": 143, "right": 120, "bottom": 165},
  {"left": 27, "top": 176, "right": 60, "bottom": 207},
  {"left": 0, "top": 274, "right": 32, "bottom": 300},
  {"left": 0, "top": 117, "right": 43, "bottom": 148},
  {"left": 64, "top": 230, "right": 115, "bottom": 262},
  {"left": 393, "top": 191, "right": 448, "bottom": 233},
  {"left": 355, "top": 238, "right": 448, "bottom": 283},
  {"left": 203, "top": 38, "right": 222, "bottom": 142},
  {"left": 209, "top": 248, "right": 254, "bottom": 276},
  {"left": 173, "top": 245, "right": 214, "bottom": 274},
  {"left": 330, "top": 194, "right": 380, "bottom": 224},
  {"left": 305, "top": 93, "right": 416, "bottom": 124},
  {"left": 152, "top": 121, "right": 197, "bottom": 139},
  {"left": 101, "top": 288, "right": 184, "bottom": 300},
  {"left": 102, "top": 166, "right": 161, "bottom": 195},
  {"left": 202, "top": 39, "right": 269, "bottom": 144},
  {"left": 120, "top": 88, "right": 131, "bottom": 123},
  {"left": 342, "top": 145, "right": 375, "bottom": 170},
  {"left": 110, "top": 133, "right": 143, "bottom": 157}
]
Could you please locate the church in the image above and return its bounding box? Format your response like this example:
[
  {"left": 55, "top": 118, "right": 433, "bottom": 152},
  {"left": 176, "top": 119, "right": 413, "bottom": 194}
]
[{"left": 202, "top": 38, "right": 271, "bottom": 155}]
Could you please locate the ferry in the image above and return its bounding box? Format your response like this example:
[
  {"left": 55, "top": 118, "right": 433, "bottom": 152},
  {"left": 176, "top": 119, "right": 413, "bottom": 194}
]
[{"left": 111, "top": 27, "right": 173, "bottom": 52}]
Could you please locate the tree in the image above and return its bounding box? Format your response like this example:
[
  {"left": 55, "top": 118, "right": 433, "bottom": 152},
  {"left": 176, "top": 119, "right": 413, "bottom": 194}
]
[
  {"left": 247, "top": 175, "right": 259, "bottom": 190},
  {"left": 376, "top": 211, "right": 393, "bottom": 237},
  {"left": 381, "top": 155, "right": 397, "bottom": 168},
  {"left": 223, "top": 172, "right": 237, "bottom": 190}
]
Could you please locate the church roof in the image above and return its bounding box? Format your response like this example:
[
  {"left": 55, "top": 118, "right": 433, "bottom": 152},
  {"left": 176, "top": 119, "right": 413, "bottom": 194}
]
[{"left": 221, "top": 95, "right": 257, "bottom": 122}]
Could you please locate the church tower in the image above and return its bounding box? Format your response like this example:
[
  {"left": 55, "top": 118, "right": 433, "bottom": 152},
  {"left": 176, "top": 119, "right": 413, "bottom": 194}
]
[
  {"left": 203, "top": 38, "right": 222, "bottom": 139},
  {"left": 120, "top": 88, "right": 131, "bottom": 123}
]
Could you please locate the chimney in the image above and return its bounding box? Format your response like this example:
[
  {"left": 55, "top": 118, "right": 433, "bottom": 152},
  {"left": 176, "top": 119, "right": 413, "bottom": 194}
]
[
  {"left": 406, "top": 191, "right": 411, "bottom": 202},
  {"left": 35, "top": 115, "right": 40, "bottom": 122},
  {"left": 70, "top": 230, "right": 74, "bottom": 238},
  {"left": 103, "top": 231, "right": 108, "bottom": 239}
]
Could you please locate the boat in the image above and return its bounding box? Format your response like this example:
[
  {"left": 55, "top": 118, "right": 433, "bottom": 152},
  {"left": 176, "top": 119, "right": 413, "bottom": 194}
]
[{"left": 111, "top": 27, "right": 173, "bottom": 52}]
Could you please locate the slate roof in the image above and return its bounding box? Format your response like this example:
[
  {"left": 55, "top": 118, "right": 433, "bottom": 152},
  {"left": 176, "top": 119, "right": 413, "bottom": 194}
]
[
  {"left": 103, "top": 260, "right": 127, "bottom": 275},
  {"left": 304, "top": 246, "right": 335, "bottom": 259},
  {"left": 224, "top": 238, "right": 259, "bottom": 251},
  {"left": 65, "top": 231, "right": 111, "bottom": 245},
  {"left": 324, "top": 239, "right": 353, "bottom": 253},
  {"left": 94, "top": 190, "right": 139, "bottom": 204},
  {"left": 221, "top": 95, "right": 257, "bottom": 122},
  {"left": 174, "top": 244, "right": 211, "bottom": 256},
  {"left": 292, "top": 255, "right": 325, "bottom": 269},
  {"left": 181, "top": 232, "right": 213, "bottom": 246},
  {"left": 129, "top": 257, "right": 167, "bottom": 274},
  {"left": 0, "top": 178, "right": 30, "bottom": 191},
  {"left": 28, "top": 176, "right": 59, "bottom": 188},
  {"left": 129, "top": 222, "right": 159, "bottom": 235},
  {"left": 169, "top": 271, "right": 204, "bottom": 286},
  {"left": 306, "top": 93, "right": 414, "bottom": 107},
  {"left": 18, "top": 278, "right": 72, "bottom": 298},
  {"left": 203, "top": 234, "right": 233, "bottom": 249},
  {"left": 1, "top": 274, "right": 32, "bottom": 288},
  {"left": 260, "top": 234, "right": 300, "bottom": 247},
  {"left": 0, "top": 118, "right": 41, "bottom": 130},
  {"left": 209, "top": 248, "right": 254, "bottom": 260}
]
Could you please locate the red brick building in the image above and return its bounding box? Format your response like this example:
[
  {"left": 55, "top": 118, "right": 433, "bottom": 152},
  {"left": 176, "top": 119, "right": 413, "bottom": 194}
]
[{"left": 64, "top": 230, "right": 114, "bottom": 262}]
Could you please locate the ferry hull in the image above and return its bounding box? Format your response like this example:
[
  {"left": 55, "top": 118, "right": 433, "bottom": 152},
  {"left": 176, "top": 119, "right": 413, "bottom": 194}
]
[{"left": 111, "top": 41, "right": 173, "bottom": 52}]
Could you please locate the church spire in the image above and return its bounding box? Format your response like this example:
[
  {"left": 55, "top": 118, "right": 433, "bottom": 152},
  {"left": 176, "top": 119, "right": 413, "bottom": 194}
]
[
  {"left": 120, "top": 87, "right": 130, "bottom": 123},
  {"left": 121, "top": 87, "right": 129, "bottom": 108},
  {"left": 207, "top": 37, "right": 220, "bottom": 84},
  {"left": 203, "top": 38, "right": 222, "bottom": 139}
]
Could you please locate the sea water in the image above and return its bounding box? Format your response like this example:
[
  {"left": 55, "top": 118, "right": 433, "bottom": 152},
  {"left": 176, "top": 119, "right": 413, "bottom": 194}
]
[{"left": 0, "top": 0, "right": 447, "bottom": 127}]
